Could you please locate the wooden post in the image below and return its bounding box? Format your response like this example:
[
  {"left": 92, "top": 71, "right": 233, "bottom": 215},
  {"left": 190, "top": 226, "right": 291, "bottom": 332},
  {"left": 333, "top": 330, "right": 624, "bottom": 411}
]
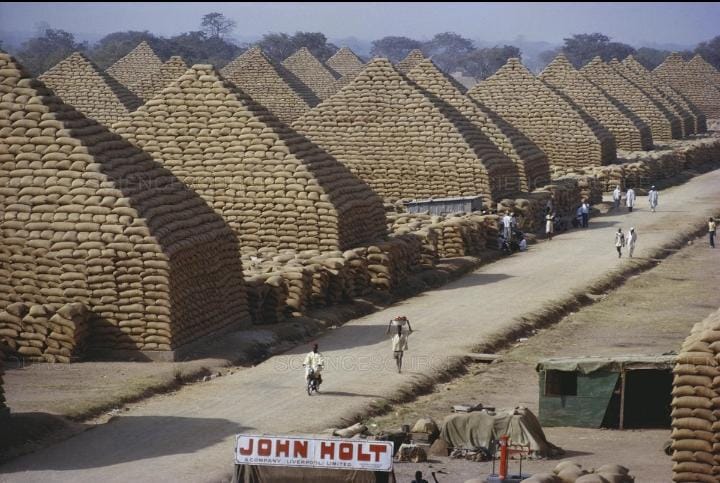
[{"left": 619, "top": 370, "right": 626, "bottom": 430}]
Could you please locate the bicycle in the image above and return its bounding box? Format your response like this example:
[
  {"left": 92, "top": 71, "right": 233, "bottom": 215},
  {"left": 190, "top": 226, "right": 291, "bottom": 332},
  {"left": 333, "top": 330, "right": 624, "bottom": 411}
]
[{"left": 306, "top": 366, "right": 322, "bottom": 396}]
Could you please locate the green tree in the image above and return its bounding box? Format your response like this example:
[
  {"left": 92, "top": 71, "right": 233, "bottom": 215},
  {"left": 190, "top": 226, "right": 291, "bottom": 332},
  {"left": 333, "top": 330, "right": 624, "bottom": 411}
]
[
  {"left": 695, "top": 35, "right": 720, "bottom": 70},
  {"left": 201, "top": 12, "right": 236, "bottom": 39},
  {"left": 89, "top": 31, "right": 170, "bottom": 69},
  {"left": 370, "top": 36, "right": 423, "bottom": 62},
  {"left": 561, "top": 33, "right": 636, "bottom": 68},
  {"left": 15, "top": 28, "right": 88, "bottom": 75},
  {"left": 423, "top": 32, "right": 475, "bottom": 73},
  {"left": 460, "top": 45, "right": 521, "bottom": 80},
  {"left": 634, "top": 47, "right": 671, "bottom": 70},
  {"left": 256, "top": 31, "right": 338, "bottom": 61},
  {"left": 168, "top": 31, "right": 244, "bottom": 67}
]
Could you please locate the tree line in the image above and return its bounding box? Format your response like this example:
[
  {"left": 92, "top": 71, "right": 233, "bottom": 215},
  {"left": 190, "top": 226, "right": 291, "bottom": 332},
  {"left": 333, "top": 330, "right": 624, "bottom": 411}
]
[{"left": 4, "top": 11, "right": 719, "bottom": 80}]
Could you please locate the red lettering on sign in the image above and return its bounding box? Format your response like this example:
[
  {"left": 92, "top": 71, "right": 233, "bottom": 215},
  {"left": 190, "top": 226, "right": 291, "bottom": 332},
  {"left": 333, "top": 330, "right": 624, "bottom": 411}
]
[
  {"left": 339, "top": 442, "right": 353, "bottom": 461},
  {"left": 276, "top": 440, "right": 290, "bottom": 457},
  {"left": 320, "top": 442, "right": 335, "bottom": 460},
  {"left": 238, "top": 438, "right": 254, "bottom": 456},
  {"left": 369, "top": 444, "right": 387, "bottom": 462},
  {"left": 258, "top": 439, "right": 272, "bottom": 457},
  {"left": 293, "top": 440, "right": 308, "bottom": 458},
  {"left": 357, "top": 444, "right": 371, "bottom": 461}
]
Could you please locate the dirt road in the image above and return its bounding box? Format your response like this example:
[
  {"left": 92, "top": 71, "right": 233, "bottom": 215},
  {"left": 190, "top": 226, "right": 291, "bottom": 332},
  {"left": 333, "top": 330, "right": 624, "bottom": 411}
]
[{"left": 2, "top": 169, "right": 720, "bottom": 483}]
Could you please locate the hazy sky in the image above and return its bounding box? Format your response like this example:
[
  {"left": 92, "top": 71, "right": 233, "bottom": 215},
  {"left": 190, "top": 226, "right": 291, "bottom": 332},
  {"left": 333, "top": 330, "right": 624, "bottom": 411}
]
[{"left": 1, "top": 2, "right": 718, "bottom": 45}]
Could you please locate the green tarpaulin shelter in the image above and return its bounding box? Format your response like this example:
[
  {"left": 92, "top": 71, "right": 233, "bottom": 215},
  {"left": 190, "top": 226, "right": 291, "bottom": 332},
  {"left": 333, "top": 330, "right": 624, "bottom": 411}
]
[{"left": 536, "top": 355, "right": 676, "bottom": 429}]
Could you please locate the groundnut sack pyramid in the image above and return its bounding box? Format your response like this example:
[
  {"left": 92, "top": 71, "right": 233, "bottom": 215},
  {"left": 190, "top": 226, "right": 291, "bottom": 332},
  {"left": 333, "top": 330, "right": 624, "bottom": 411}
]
[
  {"left": 405, "top": 58, "right": 550, "bottom": 193},
  {"left": 468, "top": 58, "right": 617, "bottom": 171},
  {"left": 292, "top": 58, "right": 509, "bottom": 204},
  {"left": 282, "top": 47, "right": 341, "bottom": 101},
  {"left": 105, "top": 40, "right": 164, "bottom": 102},
  {"left": 221, "top": 47, "right": 320, "bottom": 124},
  {"left": 38, "top": 51, "right": 142, "bottom": 127},
  {"left": 0, "top": 52, "right": 251, "bottom": 355},
  {"left": 112, "top": 63, "right": 387, "bottom": 252},
  {"left": 539, "top": 53, "right": 653, "bottom": 151},
  {"left": 622, "top": 55, "right": 707, "bottom": 134}
]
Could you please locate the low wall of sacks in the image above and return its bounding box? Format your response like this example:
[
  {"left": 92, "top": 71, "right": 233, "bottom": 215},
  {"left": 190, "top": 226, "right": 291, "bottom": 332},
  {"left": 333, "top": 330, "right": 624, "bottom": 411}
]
[
  {"left": 498, "top": 177, "right": 587, "bottom": 233},
  {"left": 555, "top": 137, "right": 720, "bottom": 193},
  {"left": 0, "top": 302, "right": 91, "bottom": 363},
  {"left": 671, "top": 308, "right": 720, "bottom": 483},
  {"left": 240, "top": 213, "right": 500, "bottom": 324}
]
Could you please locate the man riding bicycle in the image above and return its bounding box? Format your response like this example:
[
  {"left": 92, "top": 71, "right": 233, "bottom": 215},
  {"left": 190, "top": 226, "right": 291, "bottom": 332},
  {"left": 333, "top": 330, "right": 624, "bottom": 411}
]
[{"left": 303, "top": 343, "right": 325, "bottom": 388}]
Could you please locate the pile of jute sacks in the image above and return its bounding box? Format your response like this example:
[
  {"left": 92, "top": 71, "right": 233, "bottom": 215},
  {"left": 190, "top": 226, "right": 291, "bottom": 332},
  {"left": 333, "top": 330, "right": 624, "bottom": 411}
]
[
  {"left": 0, "top": 52, "right": 251, "bottom": 356},
  {"left": 468, "top": 58, "right": 617, "bottom": 171},
  {"left": 105, "top": 41, "right": 164, "bottom": 102},
  {"left": 38, "top": 52, "right": 141, "bottom": 126},
  {"left": 0, "top": 302, "right": 90, "bottom": 362},
  {"left": 539, "top": 54, "right": 653, "bottom": 152},
  {"left": 671, "top": 308, "right": 720, "bottom": 483},
  {"left": 221, "top": 47, "right": 319, "bottom": 124},
  {"left": 581, "top": 57, "right": 682, "bottom": 141},
  {"left": 281, "top": 47, "right": 341, "bottom": 101},
  {"left": 518, "top": 461, "right": 635, "bottom": 482}
]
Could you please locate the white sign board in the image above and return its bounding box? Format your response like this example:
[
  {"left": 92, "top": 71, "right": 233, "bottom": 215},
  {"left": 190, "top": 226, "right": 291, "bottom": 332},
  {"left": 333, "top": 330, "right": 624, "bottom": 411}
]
[{"left": 234, "top": 434, "right": 394, "bottom": 472}]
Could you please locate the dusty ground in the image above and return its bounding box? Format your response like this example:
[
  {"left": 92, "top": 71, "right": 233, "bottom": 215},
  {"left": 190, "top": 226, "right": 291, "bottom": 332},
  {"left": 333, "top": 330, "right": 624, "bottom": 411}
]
[
  {"left": 382, "top": 237, "right": 720, "bottom": 483},
  {"left": 1, "top": 168, "right": 720, "bottom": 482}
]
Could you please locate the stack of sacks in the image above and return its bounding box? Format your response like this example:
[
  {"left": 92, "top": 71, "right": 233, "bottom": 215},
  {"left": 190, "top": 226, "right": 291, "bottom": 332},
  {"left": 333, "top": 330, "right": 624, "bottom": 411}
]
[
  {"left": 0, "top": 302, "right": 90, "bottom": 362},
  {"left": 243, "top": 273, "right": 289, "bottom": 324},
  {"left": 38, "top": 52, "right": 141, "bottom": 126},
  {"left": 581, "top": 56, "right": 681, "bottom": 141},
  {"left": 326, "top": 47, "right": 365, "bottom": 86},
  {"left": 386, "top": 213, "right": 440, "bottom": 268},
  {"left": 591, "top": 165, "right": 626, "bottom": 192},
  {"left": 671, "top": 309, "right": 720, "bottom": 483},
  {"left": 221, "top": 47, "right": 319, "bottom": 124},
  {"left": 395, "top": 49, "right": 426, "bottom": 73},
  {"left": 561, "top": 173, "right": 603, "bottom": 204},
  {"left": 282, "top": 47, "right": 341, "bottom": 100},
  {"left": 105, "top": 41, "right": 164, "bottom": 102},
  {"left": 538, "top": 178, "right": 583, "bottom": 218},
  {"left": 497, "top": 197, "right": 547, "bottom": 233},
  {"left": 405, "top": 58, "right": 550, "bottom": 195},
  {"left": 609, "top": 58, "right": 693, "bottom": 137},
  {"left": 616, "top": 57, "right": 698, "bottom": 137},
  {"left": 540, "top": 53, "right": 653, "bottom": 151},
  {"left": 366, "top": 237, "right": 423, "bottom": 292},
  {"left": 688, "top": 55, "right": 720, "bottom": 88},
  {"left": 143, "top": 55, "right": 188, "bottom": 100},
  {"left": 343, "top": 248, "right": 373, "bottom": 297},
  {"left": 113, "top": 64, "right": 387, "bottom": 253},
  {"left": 0, "top": 52, "right": 250, "bottom": 353},
  {"left": 293, "top": 58, "right": 504, "bottom": 206},
  {"left": 521, "top": 461, "right": 634, "bottom": 482},
  {"left": 654, "top": 53, "right": 720, "bottom": 120},
  {"left": 468, "top": 58, "right": 617, "bottom": 172},
  {"left": 623, "top": 55, "right": 707, "bottom": 134},
  {"left": 671, "top": 138, "right": 720, "bottom": 169}
]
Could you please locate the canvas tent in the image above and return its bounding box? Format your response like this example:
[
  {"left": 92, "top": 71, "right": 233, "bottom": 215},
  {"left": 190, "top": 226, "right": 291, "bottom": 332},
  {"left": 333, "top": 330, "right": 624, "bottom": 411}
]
[
  {"left": 536, "top": 355, "right": 675, "bottom": 429},
  {"left": 231, "top": 465, "right": 396, "bottom": 482},
  {"left": 439, "top": 407, "right": 563, "bottom": 459}
]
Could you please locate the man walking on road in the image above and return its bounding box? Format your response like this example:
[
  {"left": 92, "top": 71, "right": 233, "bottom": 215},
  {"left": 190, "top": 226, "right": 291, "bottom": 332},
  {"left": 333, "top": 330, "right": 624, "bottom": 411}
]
[
  {"left": 502, "top": 211, "right": 513, "bottom": 240},
  {"left": 626, "top": 187, "right": 636, "bottom": 213},
  {"left": 613, "top": 185, "right": 622, "bottom": 211},
  {"left": 710, "top": 217, "right": 717, "bottom": 248},
  {"left": 627, "top": 227, "right": 637, "bottom": 258},
  {"left": 615, "top": 228, "right": 626, "bottom": 258},
  {"left": 648, "top": 186, "right": 659, "bottom": 213},
  {"left": 580, "top": 200, "right": 590, "bottom": 228}
]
